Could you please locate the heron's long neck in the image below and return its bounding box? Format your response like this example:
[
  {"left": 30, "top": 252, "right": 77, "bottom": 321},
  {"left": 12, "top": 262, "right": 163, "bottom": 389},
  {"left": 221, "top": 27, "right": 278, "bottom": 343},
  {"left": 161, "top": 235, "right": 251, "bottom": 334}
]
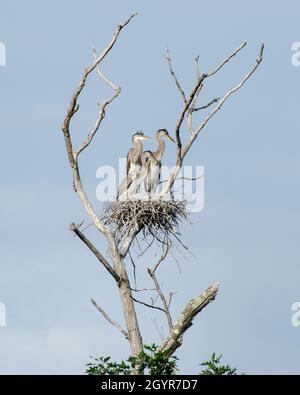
[
  {"left": 153, "top": 135, "right": 165, "bottom": 161},
  {"left": 133, "top": 140, "right": 143, "bottom": 159}
]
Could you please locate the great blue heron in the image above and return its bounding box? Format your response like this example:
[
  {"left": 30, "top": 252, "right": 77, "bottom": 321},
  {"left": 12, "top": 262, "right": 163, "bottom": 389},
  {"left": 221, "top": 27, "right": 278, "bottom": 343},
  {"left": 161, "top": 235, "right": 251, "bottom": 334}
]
[
  {"left": 126, "top": 131, "right": 151, "bottom": 175},
  {"left": 118, "top": 151, "right": 156, "bottom": 200},
  {"left": 144, "top": 129, "right": 175, "bottom": 194},
  {"left": 117, "top": 131, "right": 151, "bottom": 199}
]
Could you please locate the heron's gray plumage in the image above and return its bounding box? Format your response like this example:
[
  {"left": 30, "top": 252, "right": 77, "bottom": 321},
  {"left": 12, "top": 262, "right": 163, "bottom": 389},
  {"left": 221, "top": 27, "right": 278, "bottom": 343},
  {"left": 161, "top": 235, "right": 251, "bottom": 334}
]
[
  {"left": 144, "top": 129, "right": 175, "bottom": 194},
  {"left": 119, "top": 151, "right": 154, "bottom": 200},
  {"left": 126, "top": 131, "right": 151, "bottom": 175},
  {"left": 143, "top": 151, "right": 161, "bottom": 194},
  {"left": 117, "top": 131, "right": 151, "bottom": 199}
]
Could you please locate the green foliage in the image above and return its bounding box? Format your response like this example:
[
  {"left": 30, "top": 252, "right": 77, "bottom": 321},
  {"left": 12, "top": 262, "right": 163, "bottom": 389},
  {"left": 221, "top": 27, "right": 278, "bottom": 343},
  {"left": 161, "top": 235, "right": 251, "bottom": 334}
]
[
  {"left": 199, "top": 353, "right": 237, "bottom": 375},
  {"left": 86, "top": 347, "right": 240, "bottom": 376},
  {"left": 129, "top": 344, "right": 178, "bottom": 375},
  {"left": 86, "top": 356, "right": 131, "bottom": 375},
  {"left": 86, "top": 344, "right": 178, "bottom": 375}
]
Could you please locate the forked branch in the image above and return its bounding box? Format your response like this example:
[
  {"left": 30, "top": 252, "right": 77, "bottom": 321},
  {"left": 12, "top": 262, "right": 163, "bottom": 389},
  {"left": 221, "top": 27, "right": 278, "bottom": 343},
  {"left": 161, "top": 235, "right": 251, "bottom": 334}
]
[
  {"left": 182, "top": 44, "right": 265, "bottom": 159},
  {"left": 73, "top": 49, "right": 122, "bottom": 159},
  {"left": 61, "top": 14, "right": 143, "bottom": 357},
  {"left": 161, "top": 42, "right": 264, "bottom": 196},
  {"left": 148, "top": 246, "right": 174, "bottom": 331},
  {"left": 164, "top": 49, "right": 187, "bottom": 104},
  {"left": 61, "top": 14, "right": 137, "bottom": 239},
  {"left": 62, "top": 13, "right": 137, "bottom": 167},
  {"left": 158, "top": 283, "right": 219, "bottom": 357}
]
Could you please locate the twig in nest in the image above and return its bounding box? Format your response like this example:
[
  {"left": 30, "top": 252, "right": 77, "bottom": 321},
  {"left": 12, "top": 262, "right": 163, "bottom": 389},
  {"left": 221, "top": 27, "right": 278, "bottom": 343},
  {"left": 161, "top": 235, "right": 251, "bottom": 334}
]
[{"left": 102, "top": 199, "right": 188, "bottom": 249}]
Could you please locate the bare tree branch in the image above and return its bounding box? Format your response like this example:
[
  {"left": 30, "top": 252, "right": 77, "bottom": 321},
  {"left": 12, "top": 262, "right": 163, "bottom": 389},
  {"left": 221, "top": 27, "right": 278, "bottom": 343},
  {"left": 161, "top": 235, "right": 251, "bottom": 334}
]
[
  {"left": 153, "top": 318, "right": 165, "bottom": 342},
  {"left": 173, "top": 73, "right": 207, "bottom": 162},
  {"left": 131, "top": 296, "right": 166, "bottom": 313},
  {"left": 187, "top": 55, "right": 203, "bottom": 133},
  {"left": 120, "top": 223, "right": 141, "bottom": 257},
  {"left": 182, "top": 43, "right": 265, "bottom": 159},
  {"left": 158, "top": 282, "right": 219, "bottom": 357},
  {"left": 194, "top": 55, "right": 201, "bottom": 80},
  {"left": 152, "top": 245, "right": 170, "bottom": 272},
  {"left": 93, "top": 48, "right": 120, "bottom": 91},
  {"left": 168, "top": 292, "right": 176, "bottom": 309},
  {"left": 73, "top": 50, "right": 122, "bottom": 159},
  {"left": 61, "top": 14, "right": 144, "bottom": 357},
  {"left": 193, "top": 97, "right": 221, "bottom": 112},
  {"left": 161, "top": 42, "right": 264, "bottom": 197},
  {"left": 91, "top": 298, "right": 128, "bottom": 339},
  {"left": 185, "top": 42, "right": 246, "bottom": 133},
  {"left": 159, "top": 175, "right": 204, "bottom": 185},
  {"left": 69, "top": 222, "right": 120, "bottom": 282},
  {"left": 62, "top": 13, "right": 137, "bottom": 164},
  {"left": 164, "top": 49, "right": 187, "bottom": 103},
  {"left": 130, "top": 246, "right": 174, "bottom": 326},
  {"left": 167, "top": 41, "right": 247, "bottom": 159},
  {"left": 61, "top": 14, "right": 137, "bottom": 240},
  {"left": 148, "top": 269, "right": 173, "bottom": 331},
  {"left": 131, "top": 287, "right": 157, "bottom": 292},
  {"left": 148, "top": 246, "right": 173, "bottom": 331},
  {"left": 206, "top": 41, "right": 247, "bottom": 77}
]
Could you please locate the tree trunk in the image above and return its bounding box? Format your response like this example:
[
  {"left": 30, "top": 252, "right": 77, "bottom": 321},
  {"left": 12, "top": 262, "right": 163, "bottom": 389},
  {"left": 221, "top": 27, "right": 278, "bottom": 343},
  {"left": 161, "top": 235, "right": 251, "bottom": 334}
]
[{"left": 113, "top": 252, "right": 143, "bottom": 356}]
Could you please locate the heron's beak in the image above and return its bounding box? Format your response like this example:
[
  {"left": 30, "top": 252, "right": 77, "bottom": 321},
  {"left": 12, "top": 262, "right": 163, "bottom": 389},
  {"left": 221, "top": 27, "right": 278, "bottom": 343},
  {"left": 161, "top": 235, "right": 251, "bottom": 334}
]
[
  {"left": 142, "top": 135, "right": 151, "bottom": 141},
  {"left": 167, "top": 134, "right": 175, "bottom": 143}
]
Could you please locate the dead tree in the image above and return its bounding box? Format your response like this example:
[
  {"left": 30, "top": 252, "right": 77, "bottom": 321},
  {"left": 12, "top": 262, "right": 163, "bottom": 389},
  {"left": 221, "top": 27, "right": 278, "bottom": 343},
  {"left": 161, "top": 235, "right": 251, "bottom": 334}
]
[{"left": 61, "top": 14, "right": 264, "bottom": 363}]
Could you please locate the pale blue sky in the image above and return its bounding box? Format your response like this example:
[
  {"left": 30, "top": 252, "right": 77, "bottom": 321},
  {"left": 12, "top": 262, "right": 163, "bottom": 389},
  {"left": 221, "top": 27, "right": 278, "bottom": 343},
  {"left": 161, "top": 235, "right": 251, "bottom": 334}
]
[{"left": 0, "top": 0, "right": 300, "bottom": 374}]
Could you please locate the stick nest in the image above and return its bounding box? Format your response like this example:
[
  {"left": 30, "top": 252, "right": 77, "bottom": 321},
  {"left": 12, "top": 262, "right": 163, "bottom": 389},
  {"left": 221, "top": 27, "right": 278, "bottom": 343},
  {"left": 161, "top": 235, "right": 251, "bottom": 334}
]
[{"left": 102, "top": 199, "right": 188, "bottom": 245}]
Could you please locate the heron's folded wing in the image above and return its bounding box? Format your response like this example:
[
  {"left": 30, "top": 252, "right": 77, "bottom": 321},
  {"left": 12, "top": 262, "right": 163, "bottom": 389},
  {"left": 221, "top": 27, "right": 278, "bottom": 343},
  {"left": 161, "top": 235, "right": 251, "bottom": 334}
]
[{"left": 126, "top": 148, "right": 134, "bottom": 174}]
